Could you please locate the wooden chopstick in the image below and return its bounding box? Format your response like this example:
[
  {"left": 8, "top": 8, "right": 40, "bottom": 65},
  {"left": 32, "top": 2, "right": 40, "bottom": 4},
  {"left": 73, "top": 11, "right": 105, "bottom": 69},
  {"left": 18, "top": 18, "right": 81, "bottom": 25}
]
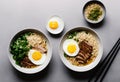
[{"left": 88, "top": 38, "right": 120, "bottom": 82}]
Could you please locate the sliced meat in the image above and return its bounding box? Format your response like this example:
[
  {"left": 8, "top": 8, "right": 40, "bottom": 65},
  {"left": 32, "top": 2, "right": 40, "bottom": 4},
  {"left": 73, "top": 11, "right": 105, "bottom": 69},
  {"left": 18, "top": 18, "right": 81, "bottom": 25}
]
[
  {"left": 78, "top": 50, "right": 88, "bottom": 59},
  {"left": 77, "top": 60, "right": 85, "bottom": 64},
  {"left": 20, "top": 56, "right": 37, "bottom": 68},
  {"left": 79, "top": 50, "right": 91, "bottom": 60},
  {"left": 33, "top": 45, "right": 47, "bottom": 53},
  {"left": 75, "top": 40, "right": 93, "bottom": 64},
  {"left": 79, "top": 41, "right": 93, "bottom": 54},
  {"left": 76, "top": 55, "right": 85, "bottom": 61}
]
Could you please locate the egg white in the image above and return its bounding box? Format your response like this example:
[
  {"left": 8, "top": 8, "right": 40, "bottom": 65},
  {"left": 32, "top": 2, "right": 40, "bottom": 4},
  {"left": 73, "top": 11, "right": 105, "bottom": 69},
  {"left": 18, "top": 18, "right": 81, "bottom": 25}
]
[
  {"left": 47, "top": 16, "right": 64, "bottom": 34},
  {"left": 28, "top": 49, "right": 46, "bottom": 65},
  {"left": 63, "top": 39, "right": 80, "bottom": 56}
]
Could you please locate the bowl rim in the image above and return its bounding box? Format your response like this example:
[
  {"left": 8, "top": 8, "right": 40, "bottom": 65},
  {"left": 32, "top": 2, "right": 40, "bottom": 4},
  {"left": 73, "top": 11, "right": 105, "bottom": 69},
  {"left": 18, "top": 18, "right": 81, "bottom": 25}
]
[
  {"left": 83, "top": 0, "right": 106, "bottom": 24},
  {"left": 8, "top": 28, "right": 52, "bottom": 74},
  {"left": 46, "top": 15, "right": 65, "bottom": 34},
  {"left": 59, "top": 27, "right": 103, "bottom": 72}
]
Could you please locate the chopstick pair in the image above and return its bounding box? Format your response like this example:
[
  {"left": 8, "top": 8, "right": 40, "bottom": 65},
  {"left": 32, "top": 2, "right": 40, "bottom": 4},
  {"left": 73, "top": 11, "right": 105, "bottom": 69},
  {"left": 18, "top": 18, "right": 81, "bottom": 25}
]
[{"left": 88, "top": 38, "right": 120, "bottom": 82}]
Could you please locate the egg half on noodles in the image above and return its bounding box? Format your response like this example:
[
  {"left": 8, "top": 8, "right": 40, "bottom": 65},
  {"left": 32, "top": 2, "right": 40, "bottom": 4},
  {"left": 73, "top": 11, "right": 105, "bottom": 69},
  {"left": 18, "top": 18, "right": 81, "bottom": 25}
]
[
  {"left": 28, "top": 49, "right": 46, "bottom": 65},
  {"left": 46, "top": 16, "right": 64, "bottom": 34},
  {"left": 63, "top": 39, "right": 80, "bottom": 56}
]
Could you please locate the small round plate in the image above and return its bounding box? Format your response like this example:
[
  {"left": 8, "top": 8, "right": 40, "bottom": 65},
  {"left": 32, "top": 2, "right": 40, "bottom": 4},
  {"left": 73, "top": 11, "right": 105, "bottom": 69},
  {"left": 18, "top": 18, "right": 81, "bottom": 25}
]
[{"left": 46, "top": 15, "right": 65, "bottom": 34}]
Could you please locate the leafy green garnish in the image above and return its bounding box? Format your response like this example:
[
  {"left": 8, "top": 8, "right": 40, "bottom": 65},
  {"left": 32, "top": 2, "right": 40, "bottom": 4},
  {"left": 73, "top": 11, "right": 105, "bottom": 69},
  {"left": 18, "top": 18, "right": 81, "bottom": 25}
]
[
  {"left": 67, "top": 32, "right": 78, "bottom": 39},
  {"left": 87, "top": 7, "right": 102, "bottom": 21},
  {"left": 74, "top": 38, "right": 79, "bottom": 42},
  {"left": 64, "top": 53, "right": 67, "bottom": 57},
  {"left": 10, "top": 32, "right": 32, "bottom": 66}
]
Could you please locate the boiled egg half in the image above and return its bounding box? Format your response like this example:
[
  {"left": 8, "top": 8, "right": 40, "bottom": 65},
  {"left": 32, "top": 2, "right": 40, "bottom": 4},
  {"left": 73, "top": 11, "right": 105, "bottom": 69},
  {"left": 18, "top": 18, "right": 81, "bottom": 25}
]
[
  {"left": 47, "top": 16, "right": 64, "bottom": 34},
  {"left": 28, "top": 49, "right": 46, "bottom": 65},
  {"left": 63, "top": 39, "right": 80, "bottom": 56}
]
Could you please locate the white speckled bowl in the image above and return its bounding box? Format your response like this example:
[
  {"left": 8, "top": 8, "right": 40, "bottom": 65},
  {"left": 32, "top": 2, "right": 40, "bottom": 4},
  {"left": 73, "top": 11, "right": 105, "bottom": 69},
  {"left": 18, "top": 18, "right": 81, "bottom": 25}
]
[
  {"left": 59, "top": 27, "right": 103, "bottom": 72},
  {"left": 8, "top": 28, "right": 52, "bottom": 74}
]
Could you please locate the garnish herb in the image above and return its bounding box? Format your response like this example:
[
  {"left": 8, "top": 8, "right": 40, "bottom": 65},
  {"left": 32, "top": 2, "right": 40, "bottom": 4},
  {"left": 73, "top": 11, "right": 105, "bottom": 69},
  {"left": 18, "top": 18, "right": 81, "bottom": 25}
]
[
  {"left": 88, "top": 7, "right": 102, "bottom": 21},
  {"left": 10, "top": 32, "right": 32, "bottom": 66},
  {"left": 67, "top": 32, "right": 78, "bottom": 39}
]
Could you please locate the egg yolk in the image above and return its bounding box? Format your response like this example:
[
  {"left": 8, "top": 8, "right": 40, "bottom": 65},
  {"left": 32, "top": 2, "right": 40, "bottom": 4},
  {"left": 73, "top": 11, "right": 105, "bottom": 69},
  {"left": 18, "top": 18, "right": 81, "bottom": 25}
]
[
  {"left": 32, "top": 51, "right": 42, "bottom": 61},
  {"left": 67, "top": 44, "right": 76, "bottom": 53},
  {"left": 49, "top": 21, "right": 58, "bottom": 29}
]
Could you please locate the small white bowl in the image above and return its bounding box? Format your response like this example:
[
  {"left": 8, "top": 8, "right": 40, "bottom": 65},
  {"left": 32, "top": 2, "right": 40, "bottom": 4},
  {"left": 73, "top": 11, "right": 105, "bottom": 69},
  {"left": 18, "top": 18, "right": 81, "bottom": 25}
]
[
  {"left": 8, "top": 28, "right": 52, "bottom": 74},
  {"left": 59, "top": 27, "right": 103, "bottom": 72},
  {"left": 46, "top": 15, "right": 65, "bottom": 34},
  {"left": 83, "top": 1, "right": 106, "bottom": 24}
]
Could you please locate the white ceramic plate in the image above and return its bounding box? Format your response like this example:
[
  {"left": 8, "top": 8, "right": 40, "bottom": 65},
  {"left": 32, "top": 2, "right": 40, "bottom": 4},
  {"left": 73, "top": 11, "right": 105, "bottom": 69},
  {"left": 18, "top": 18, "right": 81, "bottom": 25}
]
[{"left": 46, "top": 15, "right": 64, "bottom": 34}]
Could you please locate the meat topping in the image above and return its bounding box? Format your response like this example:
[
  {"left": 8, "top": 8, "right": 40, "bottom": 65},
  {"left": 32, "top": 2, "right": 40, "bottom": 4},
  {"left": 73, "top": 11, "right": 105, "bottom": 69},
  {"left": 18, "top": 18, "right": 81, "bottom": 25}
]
[{"left": 76, "top": 40, "right": 93, "bottom": 64}]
